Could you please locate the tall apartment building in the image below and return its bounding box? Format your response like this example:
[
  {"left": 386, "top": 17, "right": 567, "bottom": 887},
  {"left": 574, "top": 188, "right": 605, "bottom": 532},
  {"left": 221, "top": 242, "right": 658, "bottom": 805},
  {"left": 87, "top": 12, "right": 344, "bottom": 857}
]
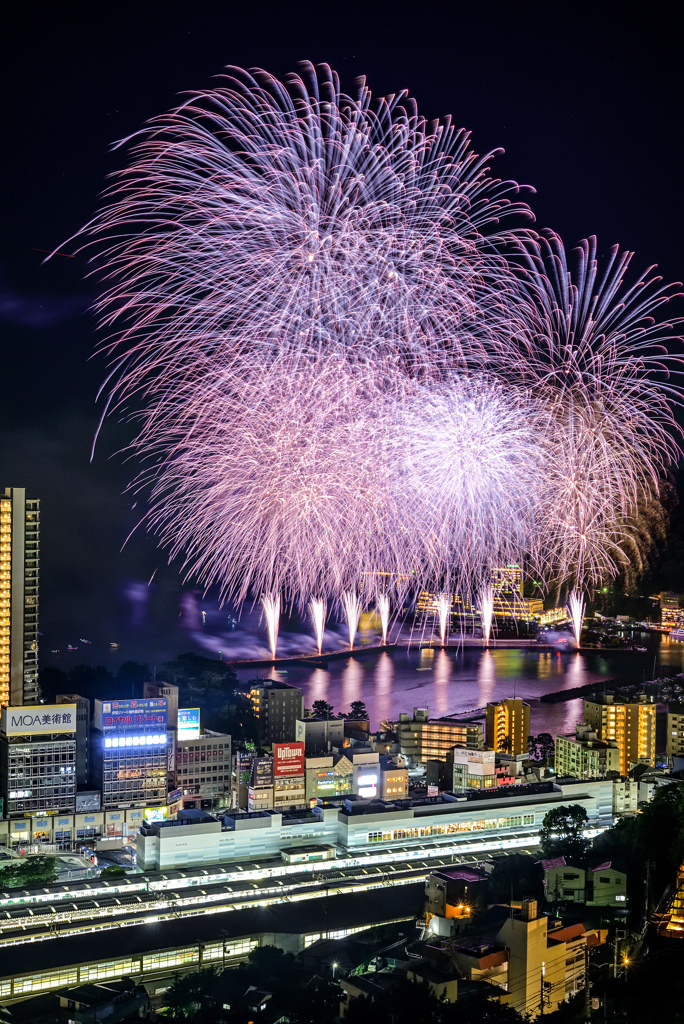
[
  {"left": 555, "top": 723, "right": 620, "bottom": 779},
  {"left": 0, "top": 487, "right": 40, "bottom": 705},
  {"left": 666, "top": 702, "right": 684, "bottom": 759},
  {"left": 486, "top": 698, "right": 531, "bottom": 757},
  {"left": 248, "top": 678, "right": 304, "bottom": 746},
  {"left": 394, "top": 708, "right": 485, "bottom": 766},
  {"left": 583, "top": 694, "right": 656, "bottom": 776},
  {"left": 0, "top": 703, "right": 77, "bottom": 817}
]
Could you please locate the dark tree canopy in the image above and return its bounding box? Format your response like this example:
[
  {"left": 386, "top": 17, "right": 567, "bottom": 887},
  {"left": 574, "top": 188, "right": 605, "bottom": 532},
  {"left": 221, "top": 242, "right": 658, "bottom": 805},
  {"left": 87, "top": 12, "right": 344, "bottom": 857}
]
[{"left": 540, "top": 804, "right": 590, "bottom": 860}]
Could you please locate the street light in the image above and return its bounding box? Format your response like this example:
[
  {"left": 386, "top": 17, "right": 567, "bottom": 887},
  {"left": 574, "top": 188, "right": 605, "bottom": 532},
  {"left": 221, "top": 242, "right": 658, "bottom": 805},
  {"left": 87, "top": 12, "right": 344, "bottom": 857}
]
[{"left": 332, "top": 962, "right": 339, "bottom": 979}]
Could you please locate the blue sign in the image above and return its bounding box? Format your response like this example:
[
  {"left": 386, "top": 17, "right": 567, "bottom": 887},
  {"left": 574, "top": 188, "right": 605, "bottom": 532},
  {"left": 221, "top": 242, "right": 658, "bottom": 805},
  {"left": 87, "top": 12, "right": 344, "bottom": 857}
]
[{"left": 177, "top": 707, "right": 200, "bottom": 740}]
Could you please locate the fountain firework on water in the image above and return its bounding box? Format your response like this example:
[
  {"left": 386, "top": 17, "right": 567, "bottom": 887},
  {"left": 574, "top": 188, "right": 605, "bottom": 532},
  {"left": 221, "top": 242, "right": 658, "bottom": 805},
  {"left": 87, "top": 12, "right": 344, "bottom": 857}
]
[
  {"left": 567, "top": 589, "right": 586, "bottom": 647},
  {"left": 309, "top": 598, "right": 327, "bottom": 654},
  {"left": 479, "top": 584, "right": 495, "bottom": 645},
  {"left": 437, "top": 594, "right": 451, "bottom": 646},
  {"left": 377, "top": 594, "right": 390, "bottom": 646},
  {"left": 343, "top": 591, "right": 362, "bottom": 650},
  {"left": 261, "top": 592, "right": 281, "bottom": 659},
  {"left": 75, "top": 64, "right": 684, "bottom": 616}
]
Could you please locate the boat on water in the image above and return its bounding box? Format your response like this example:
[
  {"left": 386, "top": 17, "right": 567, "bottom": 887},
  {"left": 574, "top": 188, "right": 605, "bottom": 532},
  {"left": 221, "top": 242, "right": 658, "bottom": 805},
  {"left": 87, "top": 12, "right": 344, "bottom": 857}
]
[{"left": 669, "top": 628, "right": 684, "bottom": 641}]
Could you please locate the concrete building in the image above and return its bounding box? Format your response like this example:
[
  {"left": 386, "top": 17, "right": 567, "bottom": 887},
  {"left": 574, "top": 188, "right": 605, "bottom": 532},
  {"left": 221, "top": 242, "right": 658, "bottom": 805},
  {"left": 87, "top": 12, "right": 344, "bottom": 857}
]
[
  {"left": 612, "top": 777, "right": 639, "bottom": 815},
  {"left": 0, "top": 487, "right": 40, "bottom": 706},
  {"left": 583, "top": 693, "right": 656, "bottom": 775},
  {"left": 451, "top": 748, "right": 497, "bottom": 792},
  {"left": 0, "top": 806, "right": 146, "bottom": 846},
  {"left": 174, "top": 730, "right": 231, "bottom": 806},
  {"left": 91, "top": 698, "right": 169, "bottom": 810},
  {"left": 134, "top": 777, "right": 614, "bottom": 872},
  {"left": 56, "top": 693, "right": 90, "bottom": 787},
  {"left": 295, "top": 716, "right": 344, "bottom": 754},
  {"left": 304, "top": 751, "right": 408, "bottom": 803},
  {"left": 249, "top": 678, "right": 305, "bottom": 746},
  {"left": 660, "top": 592, "right": 683, "bottom": 629},
  {"left": 666, "top": 702, "right": 684, "bottom": 759},
  {"left": 393, "top": 709, "right": 485, "bottom": 766},
  {"left": 0, "top": 703, "right": 77, "bottom": 817},
  {"left": 486, "top": 698, "right": 531, "bottom": 757},
  {"left": 555, "top": 723, "right": 620, "bottom": 779},
  {"left": 143, "top": 680, "right": 179, "bottom": 729}
]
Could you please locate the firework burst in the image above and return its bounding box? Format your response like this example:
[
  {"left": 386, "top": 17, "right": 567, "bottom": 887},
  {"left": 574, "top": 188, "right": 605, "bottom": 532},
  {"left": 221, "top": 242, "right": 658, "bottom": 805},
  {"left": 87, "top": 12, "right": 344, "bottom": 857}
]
[{"left": 74, "top": 65, "right": 683, "bottom": 628}]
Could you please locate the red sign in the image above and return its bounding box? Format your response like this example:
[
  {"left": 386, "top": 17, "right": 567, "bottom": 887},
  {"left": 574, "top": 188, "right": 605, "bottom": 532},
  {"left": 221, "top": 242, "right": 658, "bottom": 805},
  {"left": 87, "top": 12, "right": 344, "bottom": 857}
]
[{"left": 274, "top": 742, "right": 305, "bottom": 778}]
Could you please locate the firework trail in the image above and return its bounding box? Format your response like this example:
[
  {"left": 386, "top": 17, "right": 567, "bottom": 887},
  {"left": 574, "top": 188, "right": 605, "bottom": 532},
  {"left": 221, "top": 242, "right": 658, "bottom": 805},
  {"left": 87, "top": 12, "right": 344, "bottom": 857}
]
[
  {"left": 436, "top": 595, "right": 451, "bottom": 646},
  {"left": 566, "top": 589, "right": 585, "bottom": 647},
  {"left": 343, "top": 591, "right": 362, "bottom": 650},
  {"left": 261, "top": 593, "right": 281, "bottom": 659},
  {"left": 74, "top": 65, "right": 683, "bottom": 625},
  {"left": 377, "top": 594, "right": 390, "bottom": 646},
  {"left": 309, "top": 598, "right": 327, "bottom": 654},
  {"left": 478, "top": 584, "right": 495, "bottom": 646}
]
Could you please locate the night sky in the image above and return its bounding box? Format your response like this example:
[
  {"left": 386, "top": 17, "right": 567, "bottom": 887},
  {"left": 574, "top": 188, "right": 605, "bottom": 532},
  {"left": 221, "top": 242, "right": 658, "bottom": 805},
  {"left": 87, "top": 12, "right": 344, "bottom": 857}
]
[{"left": 2, "top": 3, "right": 683, "bottom": 667}]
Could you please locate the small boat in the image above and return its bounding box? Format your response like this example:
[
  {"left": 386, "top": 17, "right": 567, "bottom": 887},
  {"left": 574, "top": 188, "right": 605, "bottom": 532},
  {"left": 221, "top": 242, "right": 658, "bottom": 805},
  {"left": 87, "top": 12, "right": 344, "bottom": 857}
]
[{"left": 634, "top": 645, "right": 647, "bottom": 652}]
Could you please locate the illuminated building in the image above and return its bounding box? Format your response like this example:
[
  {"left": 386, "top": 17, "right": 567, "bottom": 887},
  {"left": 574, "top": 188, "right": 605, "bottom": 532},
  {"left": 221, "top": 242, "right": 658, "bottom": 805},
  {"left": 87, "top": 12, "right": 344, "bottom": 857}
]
[
  {"left": 143, "top": 680, "right": 179, "bottom": 728},
  {"left": 248, "top": 678, "right": 304, "bottom": 746},
  {"left": 0, "top": 703, "right": 77, "bottom": 816},
  {"left": 666, "top": 703, "right": 684, "bottom": 760},
  {"left": 554, "top": 723, "right": 620, "bottom": 779},
  {"left": 451, "top": 748, "right": 497, "bottom": 792},
  {"left": 583, "top": 693, "right": 656, "bottom": 775},
  {"left": 491, "top": 564, "right": 523, "bottom": 597},
  {"left": 485, "top": 698, "right": 530, "bottom": 757},
  {"left": 56, "top": 692, "right": 90, "bottom": 786},
  {"left": 175, "top": 730, "right": 231, "bottom": 806},
  {"left": 91, "top": 698, "right": 169, "bottom": 810},
  {"left": 0, "top": 487, "right": 40, "bottom": 706},
  {"left": 660, "top": 592, "right": 683, "bottom": 629},
  {"left": 393, "top": 708, "right": 485, "bottom": 766}
]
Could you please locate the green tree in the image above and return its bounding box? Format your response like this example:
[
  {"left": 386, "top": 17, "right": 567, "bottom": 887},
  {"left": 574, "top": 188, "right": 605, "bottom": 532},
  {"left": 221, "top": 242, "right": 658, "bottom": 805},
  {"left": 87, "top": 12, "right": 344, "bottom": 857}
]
[
  {"left": 0, "top": 855, "right": 57, "bottom": 890},
  {"left": 160, "top": 968, "right": 218, "bottom": 1019},
  {"left": 540, "top": 804, "right": 589, "bottom": 860},
  {"left": 99, "top": 865, "right": 127, "bottom": 879}
]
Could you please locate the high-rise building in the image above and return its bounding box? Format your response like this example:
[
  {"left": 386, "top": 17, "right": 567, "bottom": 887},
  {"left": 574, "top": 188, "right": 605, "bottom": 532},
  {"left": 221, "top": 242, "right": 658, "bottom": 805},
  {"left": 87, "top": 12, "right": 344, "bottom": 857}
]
[
  {"left": 0, "top": 487, "right": 40, "bottom": 706},
  {"left": 666, "top": 702, "right": 684, "bottom": 760},
  {"left": 248, "top": 678, "right": 304, "bottom": 746},
  {"left": 583, "top": 693, "right": 656, "bottom": 775},
  {"left": 174, "top": 730, "right": 231, "bottom": 807},
  {"left": 0, "top": 703, "right": 77, "bottom": 817},
  {"left": 486, "top": 698, "right": 531, "bottom": 757}
]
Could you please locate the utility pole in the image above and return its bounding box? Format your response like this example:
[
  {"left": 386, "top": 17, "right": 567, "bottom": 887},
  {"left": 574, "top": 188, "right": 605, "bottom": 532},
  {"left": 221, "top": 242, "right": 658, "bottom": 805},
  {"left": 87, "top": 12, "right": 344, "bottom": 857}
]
[{"left": 584, "top": 943, "right": 591, "bottom": 1022}]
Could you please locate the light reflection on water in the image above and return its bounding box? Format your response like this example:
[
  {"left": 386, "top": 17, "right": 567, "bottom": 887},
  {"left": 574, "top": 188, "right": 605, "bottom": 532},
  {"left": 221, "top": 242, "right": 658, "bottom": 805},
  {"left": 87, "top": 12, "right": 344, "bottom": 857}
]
[{"left": 234, "top": 637, "right": 682, "bottom": 735}]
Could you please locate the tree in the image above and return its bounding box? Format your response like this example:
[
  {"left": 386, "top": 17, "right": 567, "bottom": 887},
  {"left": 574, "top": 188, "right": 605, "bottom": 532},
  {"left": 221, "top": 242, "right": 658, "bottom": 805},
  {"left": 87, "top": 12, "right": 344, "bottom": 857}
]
[
  {"left": 540, "top": 804, "right": 589, "bottom": 860},
  {"left": 99, "top": 865, "right": 127, "bottom": 879},
  {"left": 342, "top": 700, "right": 369, "bottom": 721},
  {"left": 0, "top": 855, "right": 57, "bottom": 889},
  {"left": 528, "top": 732, "right": 555, "bottom": 765},
  {"left": 311, "top": 699, "right": 335, "bottom": 718}
]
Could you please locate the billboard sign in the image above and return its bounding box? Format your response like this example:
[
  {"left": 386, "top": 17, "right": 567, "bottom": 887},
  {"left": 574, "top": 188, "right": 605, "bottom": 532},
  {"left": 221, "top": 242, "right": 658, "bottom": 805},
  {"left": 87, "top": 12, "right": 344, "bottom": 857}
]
[
  {"left": 1, "top": 704, "right": 77, "bottom": 736},
  {"left": 357, "top": 772, "right": 378, "bottom": 798},
  {"left": 250, "top": 756, "right": 273, "bottom": 787},
  {"left": 274, "top": 742, "right": 305, "bottom": 778},
  {"left": 75, "top": 791, "right": 101, "bottom": 812},
  {"left": 95, "top": 698, "right": 167, "bottom": 731},
  {"left": 427, "top": 784, "right": 439, "bottom": 797},
  {"left": 177, "top": 707, "right": 201, "bottom": 740},
  {"left": 144, "top": 806, "right": 169, "bottom": 822}
]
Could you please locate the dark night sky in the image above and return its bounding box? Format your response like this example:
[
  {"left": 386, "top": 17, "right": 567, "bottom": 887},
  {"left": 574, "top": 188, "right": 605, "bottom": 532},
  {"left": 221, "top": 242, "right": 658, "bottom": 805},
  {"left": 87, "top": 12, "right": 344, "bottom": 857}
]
[{"left": 2, "top": 2, "right": 683, "bottom": 667}]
